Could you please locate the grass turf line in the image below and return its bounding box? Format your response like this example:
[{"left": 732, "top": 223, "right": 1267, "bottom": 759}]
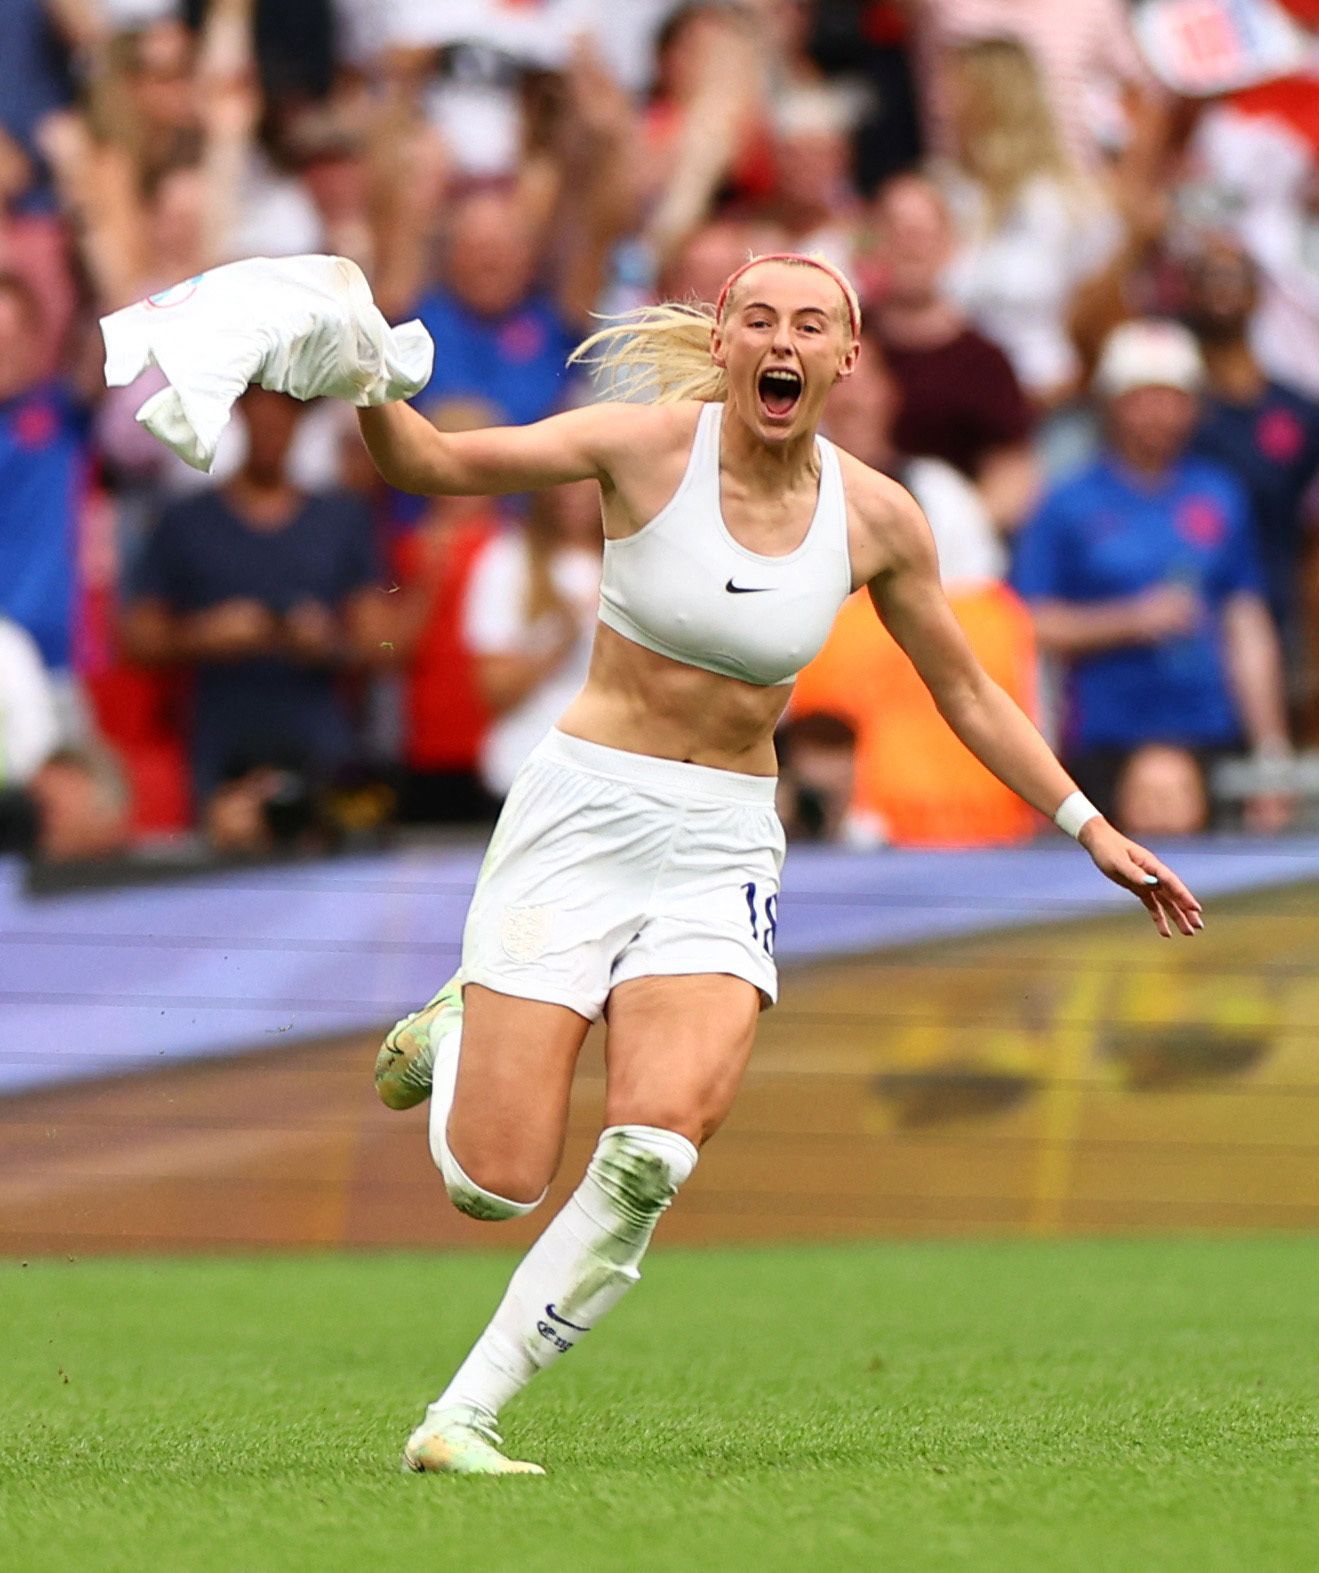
[{"left": 1, "top": 1237, "right": 1315, "bottom": 1573}]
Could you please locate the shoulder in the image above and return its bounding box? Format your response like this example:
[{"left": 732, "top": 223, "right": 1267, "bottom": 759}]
[
  {"left": 954, "top": 327, "right": 1018, "bottom": 375},
  {"left": 836, "top": 447, "right": 938, "bottom": 577},
  {"left": 1267, "top": 380, "right": 1319, "bottom": 427},
  {"left": 580, "top": 399, "right": 703, "bottom": 473},
  {"left": 904, "top": 455, "right": 980, "bottom": 512},
  {"left": 1036, "top": 462, "right": 1109, "bottom": 515}
]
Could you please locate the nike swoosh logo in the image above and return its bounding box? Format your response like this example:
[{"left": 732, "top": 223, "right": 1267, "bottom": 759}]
[
  {"left": 726, "top": 580, "right": 774, "bottom": 594},
  {"left": 545, "top": 1303, "right": 590, "bottom": 1332}
]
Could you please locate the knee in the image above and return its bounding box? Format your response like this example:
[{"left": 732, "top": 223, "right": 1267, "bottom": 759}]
[
  {"left": 433, "top": 1126, "right": 548, "bottom": 1223},
  {"left": 601, "top": 1100, "right": 717, "bottom": 1150}
]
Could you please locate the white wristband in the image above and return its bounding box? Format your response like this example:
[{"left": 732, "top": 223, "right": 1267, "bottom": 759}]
[{"left": 1054, "top": 790, "right": 1101, "bottom": 840}]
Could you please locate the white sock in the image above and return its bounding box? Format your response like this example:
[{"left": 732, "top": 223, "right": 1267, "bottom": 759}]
[
  {"left": 422, "top": 1124, "right": 698, "bottom": 1431},
  {"left": 426, "top": 1015, "right": 544, "bottom": 1221}
]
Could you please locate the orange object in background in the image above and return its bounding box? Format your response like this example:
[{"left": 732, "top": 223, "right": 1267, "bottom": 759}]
[{"left": 792, "top": 583, "right": 1042, "bottom": 846}]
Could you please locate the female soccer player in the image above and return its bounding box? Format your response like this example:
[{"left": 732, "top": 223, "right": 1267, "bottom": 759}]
[{"left": 358, "top": 255, "right": 1202, "bottom": 1477}]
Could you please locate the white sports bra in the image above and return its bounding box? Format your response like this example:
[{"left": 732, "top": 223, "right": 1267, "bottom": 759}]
[{"left": 598, "top": 402, "right": 853, "bottom": 687}]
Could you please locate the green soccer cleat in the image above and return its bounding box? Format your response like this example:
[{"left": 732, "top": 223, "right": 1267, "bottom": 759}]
[
  {"left": 402, "top": 1412, "right": 545, "bottom": 1477},
  {"left": 373, "top": 973, "right": 463, "bottom": 1111}
]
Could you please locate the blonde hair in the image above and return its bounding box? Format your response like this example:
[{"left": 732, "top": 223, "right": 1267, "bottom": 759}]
[
  {"left": 950, "top": 37, "right": 1075, "bottom": 223},
  {"left": 568, "top": 255, "right": 860, "bottom": 405}
]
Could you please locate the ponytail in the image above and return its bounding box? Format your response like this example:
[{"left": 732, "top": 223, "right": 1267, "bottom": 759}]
[{"left": 568, "top": 302, "right": 727, "bottom": 405}]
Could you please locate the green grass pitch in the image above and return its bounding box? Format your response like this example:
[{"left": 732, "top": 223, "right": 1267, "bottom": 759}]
[{"left": 2, "top": 1237, "right": 1315, "bottom": 1572}]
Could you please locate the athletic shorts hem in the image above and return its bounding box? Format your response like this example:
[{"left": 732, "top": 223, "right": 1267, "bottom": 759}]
[
  {"left": 462, "top": 967, "right": 600, "bottom": 1023},
  {"left": 608, "top": 958, "right": 778, "bottom": 1010}
]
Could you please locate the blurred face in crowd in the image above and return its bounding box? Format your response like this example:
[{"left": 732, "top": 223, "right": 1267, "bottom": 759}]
[
  {"left": 660, "top": 220, "right": 787, "bottom": 307},
  {"left": 29, "top": 756, "right": 131, "bottom": 863},
  {"left": 237, "top": 389, "right": 304, "bottom": 487},
  {"left": 1107, "top": 384, "right": 1198, "bottom": 474},
  {"left": 776, "top": 717, "right": 858, "bottom": 842},
  {"left": 299, "top": 149, "right": 369, "bottom": 228},
  {"left": 873, "top": 176, "right": 953, "bottom": 308},
  {"left": 127, "top": 20, "right": 197, "bottom": 136},
  {"left": 713, "top": 260, "right": 859, "bottom": 445},
  {"left": 774, "top": 126, "right": 853, "bottom": 227},
  {"left": 1183, "top": 240, "right": 1257, "bottom": 345},
  {"left": 0, "top": 283, "right": 41, "bottom": 403},
  {"left": 443, "top": 191, "right": 538, "bottom": 318},
  {"left": 654, "top": 5, "right": 732, "bottom": 102},
  {"left": 1116, "top": 745, "right": 1208, "bottom": 837},
  {"left": 823, "top": 340, "right": 898, "bottom": 466}
]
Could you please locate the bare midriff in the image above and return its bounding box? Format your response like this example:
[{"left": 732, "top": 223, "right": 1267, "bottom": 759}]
[{"left": 555, "top": 623, "right": 791, "bottom": 776}]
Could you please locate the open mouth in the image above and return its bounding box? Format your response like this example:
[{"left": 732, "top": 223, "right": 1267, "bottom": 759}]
[{"left": 757, "top": 367, "right": 803, "bottom": 419}]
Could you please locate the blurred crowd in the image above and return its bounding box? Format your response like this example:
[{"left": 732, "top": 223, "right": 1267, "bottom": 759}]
[{"left": 1, "top": 0, "right": 1318, "bottom": 864}]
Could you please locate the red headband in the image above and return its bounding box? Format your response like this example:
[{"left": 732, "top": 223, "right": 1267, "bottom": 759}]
[{"left": 714, "top": 253, "right": 860, "bottom": 339}]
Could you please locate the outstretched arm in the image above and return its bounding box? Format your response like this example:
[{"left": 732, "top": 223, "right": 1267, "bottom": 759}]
[
  {"left": 865, "top": 485, "right": 1204, "bottom": 938},
  {"left": 356, "top": 400, "right": 652, "bottom": 497}
]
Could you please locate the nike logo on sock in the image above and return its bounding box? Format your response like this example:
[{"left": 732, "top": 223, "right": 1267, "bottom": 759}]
[
  {"left": 544, "top": 1303, "right": 590, "bottom": 1332},
  {"left": 726, "top": 579, "right": 774, "bottom": 594}
]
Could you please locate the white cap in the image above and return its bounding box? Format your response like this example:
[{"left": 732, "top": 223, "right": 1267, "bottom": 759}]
[{"left": 1094, "top": 319, "right": 1205, "bottom": 398}]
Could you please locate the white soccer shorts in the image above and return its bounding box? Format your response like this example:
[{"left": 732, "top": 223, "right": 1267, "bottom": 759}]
[{"left": 460, "top": 729, "right": 785, "bottom": 1018}]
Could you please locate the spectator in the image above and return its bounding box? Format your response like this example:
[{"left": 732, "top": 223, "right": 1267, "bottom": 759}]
[
  {"left": 657, "top": 216, "right": 789, "bottom": 310},
  {"left": 764, "top": 85, "right": 863, "bottom": 273},
  {"left": 406, "top": 186, "right": 583, "bottom": 431},
  {"left": 402, "top": 44, "right": 641, "bottom": 428},
  {"left": 643, "top": 1, "right": 766, "bottom": 237},
  {"left": 913, "top": 0, "right": 1166, "bottom": 183},
  {"left": 793, "top": 337, "right": 1039, "bottom": 847},
  {"left": 1183, "top": 67, "right": 1319, "bottom": 400},
  {"left": 824, "top": 334, "right": 1004, "bottom": 585},
  {"left": 26, "top": 745, "right": 133, "bottom": 863},
  {"left": 1011, "top": 319, "right": 1292, "bottom": 828},
  {"left": 0, "top": 615, "right": 59, "bottom": 786},
  {"left": 462, "top": 479, "right": 603, "bottom": 802},
  {"left": 1183, "top": 236, "right": 1319, "bottom": 670},
  {"left": 868, "top": 174, "right": 1039, "bottom": 533},
  {"left": 0, "top": 743, "right": 123, "bottom": 861},
  {"left": 1113, "top": 743, "right": 1209, "bottom": 838},
  {"left": 0, "top": 271, "right": 90, "bottom": 720},
  {"left": 940, "top": 36, "right": 1123, "bottom": 409},
  {"left": 120, "top": 388, "right": 391, "bottom": 810},
  {"left": 775, "top": 711, "right": 885, "bottom": 847},
  {"left": 386, "top": 403, "right": 502, "bottom": 827}
]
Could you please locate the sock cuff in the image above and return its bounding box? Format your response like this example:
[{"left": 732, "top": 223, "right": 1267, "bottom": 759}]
[
  {"left": 596, "top": 1124, "right": 699, "bottom": 1187},
  {"left": 439, "top": 1133, "right": 546, "bottom": 1222}
]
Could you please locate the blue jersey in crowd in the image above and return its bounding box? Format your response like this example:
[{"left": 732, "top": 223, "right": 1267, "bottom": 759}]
[
  {"left": 410, "top": 287, "right": 578, "bottom": 430},
  {"left": 1192, "top": 382, "right": 1319, "bottom": 642},
  {"left": 393, "top": 287, "right": 580, "bottom": 527},
  {"left": 0, "top": 382, "right": 88, "bottom": 669},
  {"left": 134, "top": 488, "right": 379, "bottom": 800},
  {"left": 1011, "top": 456, "right": 1265, "bottom": 754}
]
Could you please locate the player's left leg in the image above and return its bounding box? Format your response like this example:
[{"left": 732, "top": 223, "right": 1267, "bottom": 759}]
[{"left": 410, "top": 974, "right": 760, "bottom": 1472}]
